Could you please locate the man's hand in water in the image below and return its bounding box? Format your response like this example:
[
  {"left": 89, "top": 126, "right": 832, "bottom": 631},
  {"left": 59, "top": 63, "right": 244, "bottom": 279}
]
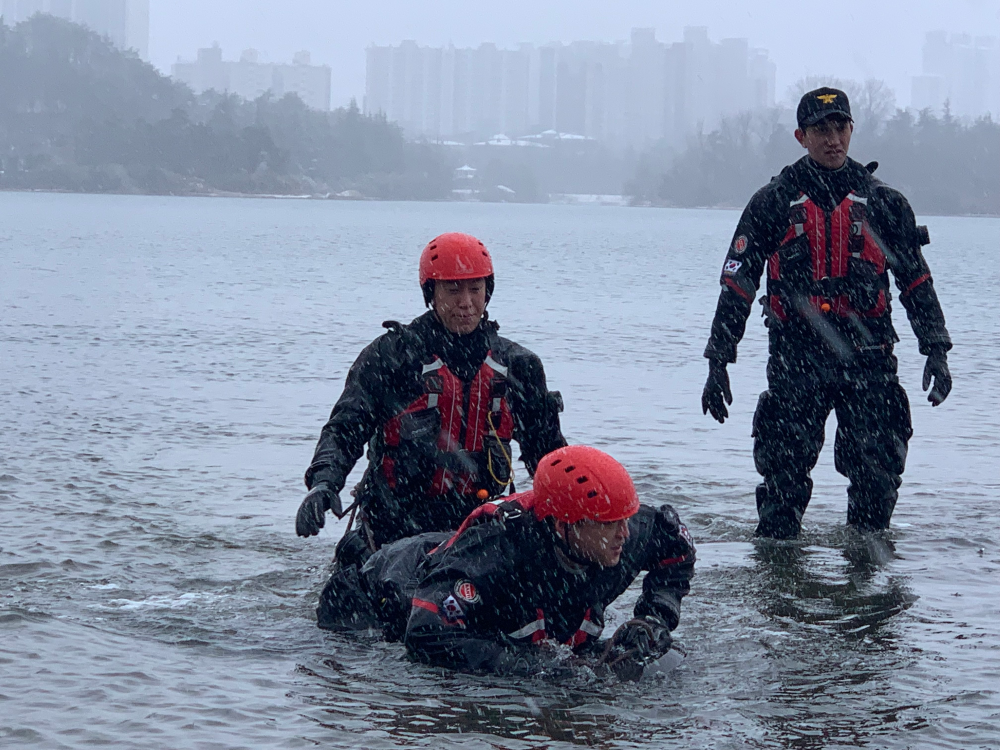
[
  {"left": 296, "top": 482, "right": 342, "bottom": 537},
  {"left": 599, "top": 615, "right": 673, "bottom": 681}
]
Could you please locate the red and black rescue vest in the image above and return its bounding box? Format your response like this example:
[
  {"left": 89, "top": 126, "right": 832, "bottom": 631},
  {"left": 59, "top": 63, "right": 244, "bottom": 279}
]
[
  {"left": 381, "top": 353, "right": 514, "bottom": 498},
  {"left": 767, "top": 190, "right": 888, "bottom": 322}
]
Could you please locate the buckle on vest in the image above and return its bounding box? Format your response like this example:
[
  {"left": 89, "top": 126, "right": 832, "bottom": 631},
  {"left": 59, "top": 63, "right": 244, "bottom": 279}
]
[
  {"left": 816, "top": 277, "right": 844, "bottom": 298},
  {"left": 424, "top": 375, "right": 443, "bottom": 394},
  {"left": 490, "top": 378, "right": 507, "bottom": 414}
]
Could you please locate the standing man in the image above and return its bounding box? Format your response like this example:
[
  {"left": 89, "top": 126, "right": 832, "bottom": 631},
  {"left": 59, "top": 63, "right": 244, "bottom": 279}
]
[
  {"left": 701, "top": 87, "right": 953, "bottom": 539},
  {"left": 297, "top": 233, "right": 566, "bottom": 562}
]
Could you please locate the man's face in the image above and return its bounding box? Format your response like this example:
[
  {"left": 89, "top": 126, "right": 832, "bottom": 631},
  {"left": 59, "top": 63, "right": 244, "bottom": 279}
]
[
  {"left": 565, "top": 517, "right": 631, "bottom": 567},
  {"left": 795, "top": 116, "right": 853, "bottom": 169},
  {"left": 433, "top": 278, "right": 487, "bottom": 335}
]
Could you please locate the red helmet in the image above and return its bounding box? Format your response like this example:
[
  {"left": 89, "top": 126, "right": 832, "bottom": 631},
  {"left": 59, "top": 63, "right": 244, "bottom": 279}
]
[
  {"left": 419, "top": 233, "right": 495, "bottom": 306},
  {"left": 532, "top": 446, "right": 640, "bottom": 524}
]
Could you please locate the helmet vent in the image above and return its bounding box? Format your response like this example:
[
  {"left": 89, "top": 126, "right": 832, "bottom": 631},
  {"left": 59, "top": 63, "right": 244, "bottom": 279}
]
[
  {"left": 564, "top": 465, "right": 576, "bottom": 473},
  {"left": 550, "top": 459, "right": 562, "bottom": 467},
  {"left": 431, "top": 254, "right": 439, "bottom": 261},
  {"left": 587, "top": 490, "right": 598, "bottom": 498},
  {"left": 576, "top": 476, "right": 588, "bottom": 484}
]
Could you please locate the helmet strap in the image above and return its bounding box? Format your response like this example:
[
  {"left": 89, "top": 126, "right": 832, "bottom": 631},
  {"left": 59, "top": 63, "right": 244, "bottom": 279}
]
[{"left": 550, "top": 519, "right": 593, "bottom": 571}]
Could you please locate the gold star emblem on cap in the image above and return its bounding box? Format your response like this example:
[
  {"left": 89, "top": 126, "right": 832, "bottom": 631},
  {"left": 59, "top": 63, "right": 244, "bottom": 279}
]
[{"left": 817, "top": 94, "right": 838, "bottom": 104}]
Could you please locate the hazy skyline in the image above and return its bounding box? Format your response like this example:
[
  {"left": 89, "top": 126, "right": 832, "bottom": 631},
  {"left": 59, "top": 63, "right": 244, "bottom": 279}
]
[{"left": 148, "top": 1, "right": 1000, "bottom": 109}]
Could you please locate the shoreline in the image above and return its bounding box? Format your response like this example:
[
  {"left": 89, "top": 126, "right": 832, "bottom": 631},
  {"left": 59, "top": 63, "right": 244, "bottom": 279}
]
[{"left": 1, "top": 186, "right": 997, "bottom": 218}]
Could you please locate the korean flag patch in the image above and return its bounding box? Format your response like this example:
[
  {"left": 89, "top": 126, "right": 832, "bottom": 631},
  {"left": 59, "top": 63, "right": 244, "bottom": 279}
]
[
  {"left": 441, "top": 594, "right": 466, "bottom": 622},
  {"left": 723, "top": 259, "right": 743, "bottom": 276}
]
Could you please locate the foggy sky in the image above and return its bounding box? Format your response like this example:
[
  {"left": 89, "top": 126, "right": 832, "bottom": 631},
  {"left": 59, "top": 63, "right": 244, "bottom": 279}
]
[{"left": 149, "top": 0, "right": 1000, "bottom": 109}]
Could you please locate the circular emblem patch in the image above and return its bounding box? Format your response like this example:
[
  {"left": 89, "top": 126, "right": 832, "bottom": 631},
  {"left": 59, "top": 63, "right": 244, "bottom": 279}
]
[
  {"left": 732, "top": 235, "right": 748, "bottom": 254},
  {"left": 455, "top": 580, "right": 481, "bottom": 603}
]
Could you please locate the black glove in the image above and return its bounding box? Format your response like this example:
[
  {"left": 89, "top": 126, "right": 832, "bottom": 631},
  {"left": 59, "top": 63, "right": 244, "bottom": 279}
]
[
  {"left": 599, "top": 616, "right": 673, "bottom": 682},
  {"left": 922, "top": 349, "right": 952, "bottom": 406},
  {"left": 701, "top": 358, "right": 733, "bottom": 423},
  {"left": 295, "top": 482, "right": 342, "bottom": 537}
]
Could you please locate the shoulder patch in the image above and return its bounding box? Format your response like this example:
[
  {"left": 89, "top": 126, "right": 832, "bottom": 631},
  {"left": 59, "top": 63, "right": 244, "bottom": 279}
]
[
  {"left": 732, "top": 235, "right": 748, "bottom": 254},
  {"left": 454, "top": 580, "right": 481, "bottom": 604},
  {"left": 723, "top": 259, "right": 743, "bottom": 276}
]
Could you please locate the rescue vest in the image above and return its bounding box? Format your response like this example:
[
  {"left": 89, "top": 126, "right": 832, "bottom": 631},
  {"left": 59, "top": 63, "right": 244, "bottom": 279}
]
[
  {"left": 381, "top": 353, "right": 514, "bottom": 499},
  {"left": 767, "top": 189, "right": 889, "bottom": 322}
]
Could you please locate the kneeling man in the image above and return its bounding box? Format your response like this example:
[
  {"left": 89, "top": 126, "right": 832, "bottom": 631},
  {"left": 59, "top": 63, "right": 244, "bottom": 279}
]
[{"left": 321, "top": 445, "right": 696, "bottom": 681}]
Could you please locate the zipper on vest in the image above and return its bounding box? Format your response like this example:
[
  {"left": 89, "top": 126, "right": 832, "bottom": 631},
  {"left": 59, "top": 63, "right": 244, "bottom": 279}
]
[
  {"left": 458, "top": 380, "right": 472, "bottom": 451},
  {"left": 823, "top": 211, "right": 832, "bottom": 280}
]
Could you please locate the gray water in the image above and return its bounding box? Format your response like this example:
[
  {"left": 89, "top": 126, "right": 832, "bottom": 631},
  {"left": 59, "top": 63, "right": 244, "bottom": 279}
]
[{"left": 1, "top": 192, "right": 998, "bottom": 750}]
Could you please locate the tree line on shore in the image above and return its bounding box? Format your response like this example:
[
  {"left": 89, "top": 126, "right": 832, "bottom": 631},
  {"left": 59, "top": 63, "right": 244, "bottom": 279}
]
[
  {"left": 626, "top": 77, "right": 999, "bottom": 216},
  {"left": 0, "top": 14, "right": 451, "bottom": 198},
  {"left": 2, "top": 14, "right": 996, "bottom": 215}
]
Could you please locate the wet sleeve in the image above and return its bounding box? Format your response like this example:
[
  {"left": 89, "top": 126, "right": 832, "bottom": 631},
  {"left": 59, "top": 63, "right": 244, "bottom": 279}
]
[
  {"left": 304, "top": 337, "right": 396, "bottom": 491},
  {"left": 871, "top": 189, "right": 952, "bottom": 355},
  {"left": 633, "top": 505, "right": 697, "bottom": 631},
  {"left": 704, "top": 188, "right": 783, "bottom": 363},
  {"left": 403, "top": 550, "right": 535, "bottom": 675},
  {"left": 507, "top": 348, "right": 567, "bottom": 476},
  {"left": 403, "top": 578, "right": 511, "bottom": 673}
]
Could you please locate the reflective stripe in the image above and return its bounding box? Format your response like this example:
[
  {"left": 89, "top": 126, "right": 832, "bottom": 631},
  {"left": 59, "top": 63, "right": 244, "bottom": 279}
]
[
  {"left": 580, "top": 619, "right": 603, "bottom": 637},
  {"left": 422, "top": 359, "right": 445, "bottom": 375},
  {"left": 509, "top": 617, "right": 546, "bottom": 640},
  {"left": 847, "top": 193, "right": 868, "bottom": 204},
  {"left": 790, "top": 194, "right": 809, "bottom": 206},
  {"left": 905, "top": 273, "right": 932, "bottom": 294},
  {"left": 427, "top": 393, "right": 439, "bottom": 409},
  {"left": 484, "top": 355, "right": 508, "bottom": 377},
  {"left": 723, "top": 276, "right": 753, "bottom": 303},
  {"left": 411, "top": 598, "right": 439, "bottom": 614},
  {"left": 658, "top": 554, "right": 688, "bottom": 567},
  {"left": 794, "top": 223, "right": 805, "bottom": 237}
]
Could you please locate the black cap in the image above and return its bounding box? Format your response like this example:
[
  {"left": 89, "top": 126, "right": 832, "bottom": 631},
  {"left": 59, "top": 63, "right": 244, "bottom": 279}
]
[{"left": 797, "top": 87, "right": 853, "bottom": 128}]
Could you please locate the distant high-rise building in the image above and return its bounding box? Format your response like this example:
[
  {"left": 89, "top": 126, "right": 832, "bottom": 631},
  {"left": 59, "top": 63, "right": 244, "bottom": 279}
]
[
  {"left": 365, "top": 41, "right": 537, "bottom": 140},
  {"left": 48, "top": 0, "right": 72, "bottom": 17},
  {"left": 363, "top": 28, "right": 776, "bottom": 146},
  {"left": 1, "top": 0, "right": 69, "bottom": 22},
  {"left": 172, "top": 46, "right": 332, "bottom": 111},
  {"left": 626, "top": 28, "right": 666, "bottom": 145},
  {"left": 1, "top": 0, "right": 149, "bottom": 59},
  {"left": 911, "top": 31, "right": 999, "bottom": 118},
  {"left": 173, "top": 44, "right": 227, "bottom": 95}
]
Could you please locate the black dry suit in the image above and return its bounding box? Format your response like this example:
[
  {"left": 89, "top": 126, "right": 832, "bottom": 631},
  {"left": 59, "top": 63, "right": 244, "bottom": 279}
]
[
  {"left": 705, "top": 156, "right": 952, "bottom": 537},
  {"left": 392, "top": 496, "right": 696, "bottom": 675},
  {"left": 306, "top": 311, "right": 566, "bottom": 548}
]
